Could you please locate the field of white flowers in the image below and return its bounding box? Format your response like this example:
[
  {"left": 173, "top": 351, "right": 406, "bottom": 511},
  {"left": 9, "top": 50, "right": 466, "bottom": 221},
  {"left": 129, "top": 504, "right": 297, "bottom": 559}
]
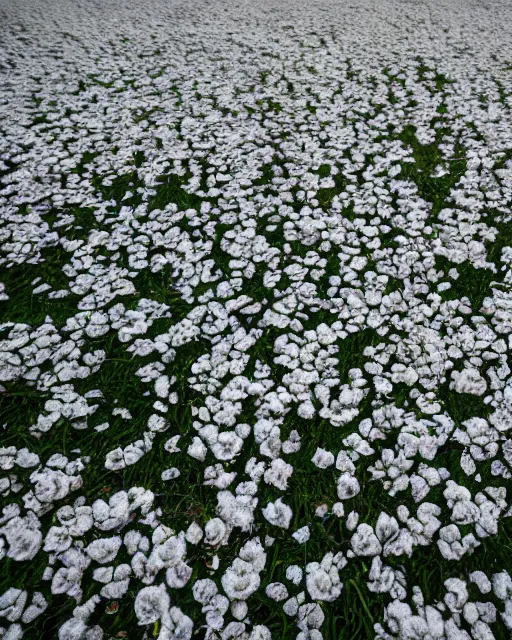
[{"left": 1, "top": 0, "right": 512, "bottom": 638}]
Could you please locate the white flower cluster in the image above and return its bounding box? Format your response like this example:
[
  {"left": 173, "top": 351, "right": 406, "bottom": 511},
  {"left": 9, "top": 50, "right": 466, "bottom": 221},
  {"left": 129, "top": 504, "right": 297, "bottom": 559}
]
[
  {"left": 1, "top": 0, "right": 512, "bottom": 637},
  {"left": 376, "top": 570, "right": 512, "bottom": 639}
]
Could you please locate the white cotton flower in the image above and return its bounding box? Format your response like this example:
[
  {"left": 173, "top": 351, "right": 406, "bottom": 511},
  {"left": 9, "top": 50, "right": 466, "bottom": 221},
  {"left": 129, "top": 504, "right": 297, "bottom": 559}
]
[
  {"left": 264, "top": 458, "right": 294, "bottom": 489},
  {"left": 231, "top": 600, "right": 248, "bottom": 620},
  {"left": 124, "top": 531, "right": 144, "bottom": 556},
  {"left": 92, "top": 567, "right": 113, "bottom": 584},
  {"left": 58, "top": 617, "right": 102, "bottom": 640},
  {"left": 437, "top": 525, "right": 480, "bottom": 560},
  {"left": 315, "top": 502, "right": 329, "bottom": 518},
  {"left": 444, "top": 578, "right": 468, "bottom": 612},
  {"left": 15, "top": 448, "right": 39, "bottom": 468},
  {"left": 286, "top": 565, "right": 303, "bottom": 585},
  {"left": 250, "top": 626, "right": 272, "bottom": 640},
  {"left": 185, "top": 522, "right": 203, "bottom": 545},
  {"left": 164, "top": 435, "right": 181, "bottom": 453},
  {"left": 282, "top": 430, "right": 301, "bottom": 454},
  {"left": 0, "top": 589, "right": 27, "bottom": 622},
  {"left": 147, "top": 531, "right": 187, "bottom": 579},
  {"left": 86, "top": 537, "right": 122, "bottom": 564},
  {"left": 262, "top": 498, "right": 293, "bottom": 529},
  {"left": 105, "top": 447, "right": 126, "bottom": 471},
  {"left": 55, "top": 503, "right": 94, "bottom": 542},
  {"left": 204, "top": 518, "right": 229, "bottom": 547},
  {"left": 492, "top": 570, "right": 512, "bottom": 601},
  {"left": 451, "top": 368, "right": 487, "bottom": 396},
  {"left": 0, "top": 513, "right": 42, "bottom": 561},
  {"left": 351, "top": 524, "right": 382, "bottom": 556},
  {"left": 391, "top": 364, "right": 418, "bottom": 386},
  {"left": 265, "top": 583, "right": 288, "bottom": 601},
  {"left": 30, "top": 467, "right": 74, "bottom": 504},
  {"left": 311, "top": 448, "right": 334, "bottom": 469},
  {"left": 375, "top": 512, "right": 400, "bottom": 545},
  {"left": 345, "top": 511, "right": 359, "bottom": 531},
  {"left": 210, "top": 431, "right": 244, "bottom": 461},
  {"left": 469, "top": 571, "right": 492, "bottom": 594},
  {"left": 155, "top": 375, "right": 170, "bottom": 398},
  {"left": 166, "top": 561, "right": 193, "bottom": 588},
  {"left": 221, "top": 558, "right": 260, "bottom": 601},
  {"left": 283, "top": 596, "right": 300, "bottom": 617},
  {"left": 292, "top": 526, "right": 311, "bottom": 544},
  {"left": 21, "top": 592, "right": 48, "bottom": 623},
  {"left": 367, "top": 557, "right": 406, "bottom": 599},
  {"left": 335, "top": 451, "right": 355, "bottom": 473},
  {"left": 148, "top": 414, "right": 168, "bottom": 432},
  {"left": 161, "top": 467, "right": 181, "bottom": 481},
  {"left": 101, "top": 578, "right": 130, "bottom": 600},
  {"left": 134, "top": 584, "right": 169, "bottom": 625},
  {"left": 216, "top": 490, "right": 257, "bottom": 531},
  {"left": 297, "top": 602, "right": 325, "bottom": 631},
  {"left": 187, "top": 437, "right": 207, "bottom": 461},
  {"left": 374, "top": 376, "right": 393, "bottom": 394},
  {"left": 193, "top": 578, "right": 218, "bottom": 604},
  {"left": 204, "top": 463, "right": 237, "bottom": 489},
  {"left": 306, "top": 559, "right": 342, "bottom": 602},
  {"left": 239, "top": 537, "right": 267, "bottom": 573},
  {"left": 336, "top": 473, "right": 360, "bottom": 500}
]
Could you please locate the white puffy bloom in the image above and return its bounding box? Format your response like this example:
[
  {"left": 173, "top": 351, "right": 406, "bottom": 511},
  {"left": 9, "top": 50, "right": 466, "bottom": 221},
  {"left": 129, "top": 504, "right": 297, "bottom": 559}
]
[
  {"left": 0, "top": 513, "right": 42, "bottom": 561},
  {"left": 451, "top": 368, "right": 487, "bottom": 396},
  {"left": 238, "top": 537, "right": 267, "bottom": 572},
  {"left": 185, "top": 522, "right": 203, "bottom": 545},
  {"left": 187, "top": 437, "right": 207, "bottom": 461},
  {"left": 29, "top": 467, "right": 75, "bottom": 505},
  {"left": 147, "top": 531, "right": 187, "bottom": 579},
  {"left": 367, "top": 557, "right": 406, "bottom": 600},
  {"left": 58, "top": 617, "right": 103, "bottom": 640},
  {"left": 286, "top": 565, "right": 303, "bottom": 585},
  {"left": 57, "top": 504, "right": 94, "bottom": 537},
  {"left": 216, "top": 490, "right": 257, "bottom": 531},
  {"left": 437, "top": 524, "right": 480, "bottom": 560},
  {"left": 262, "top": 498, "right": 293, "bottom": 529},
  {"left": 264, "top": 458, "right": 294, "bottom": 489},
  {"left": 0, "top": 589, "right": 27, "bottom": 622},
  {"left": 221, "top": 558, "right": 261, "bottom": 601},
  {"left": 231, "top": 600, "right": 248, "bottom": 620},
  {"left": 297, "top": 602, "right": 325, "bottom": 632},
  {"left": 161, "top": 467, "right": 181, "bottom": 481},
  {"left": 211, "top": 431, "right": 244, "bottom": 461},
  {"left": 134, "top": 584, "right": 170, "bottom": 625},
  {"left": 345, "top": 511, "right": 359, "bottom": 531},
  {"left": 332, "top": 502, "right": 345, "bottom": 518},
  {"left": 311, "top": 448, "right": 334, "bottom": 469},
  {"left": 351, "top": 524, "right": 382, "bottom": 556},
  {"left": 492, "top": 570, "right": 512, "bottom": 601},
  {"left": 265, "top": 583, "right": 288, "bottom": 601},
  {"left": 249, "top": 626, "right": 272, "bottom": 640},
  {"left": 306, "top": 562, "right": 342, "bottom": 602},
  {"left": 193, "top": 579, "right": 218, "bottom": 604},
  {"left": 86, "top": 536, "right": 122, "bottom": 564},
  {"left": 147, "top": 414, "right": 168, "bottom": 432},
  {"left": 336, "top": 472, "right": 360, "bottom": 500},
  {"left": 204, "top": 518, "right": 229, "bottom": 547},
  {"left": 166, "top": 561, "right": 193, "bottom": 588},
  {"left": 469, "top": 571, "right": 492, "bottom": 594},
  {"left": 444, "top": 578, "right": 468, "bottom": 613},
  {"left": 22, "top": 592, "right": 48, "bottom": 623},
  {"left": 292, "top": 526, "right": 311, "bottom": 544}
]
